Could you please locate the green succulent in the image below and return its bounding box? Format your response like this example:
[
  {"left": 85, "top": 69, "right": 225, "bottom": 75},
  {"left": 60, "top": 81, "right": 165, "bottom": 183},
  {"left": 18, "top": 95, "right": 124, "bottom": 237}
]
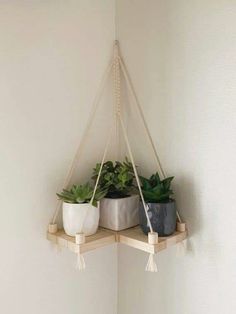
[
  {"left": 140, "top": 172, "right": 174, "bottom": 203},
  {"left": 92, "top": 158, "right": 135, "bottom": 198},
  {"left": 57, "top": 183, "right": 107, "bottom": 207}
]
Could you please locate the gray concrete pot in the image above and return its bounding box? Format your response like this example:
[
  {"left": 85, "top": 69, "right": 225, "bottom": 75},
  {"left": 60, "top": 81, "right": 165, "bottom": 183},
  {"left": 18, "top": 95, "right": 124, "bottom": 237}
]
[
  {"left": 99, "top": 195, "right": 139, "bottom": 231},
  {"left": 139, "top": 200, "right": 176, "bottom": 236}
]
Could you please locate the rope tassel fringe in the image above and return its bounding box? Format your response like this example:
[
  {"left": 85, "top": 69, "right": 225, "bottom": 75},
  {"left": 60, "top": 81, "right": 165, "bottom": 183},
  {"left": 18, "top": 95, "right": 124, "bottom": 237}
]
[
  {"left": 76, "top": 253, "right": 86, "bottom": 271},
  {"left": 75, "top": 233, "right": 86, "bottom": 271},
  {"left": 145, "top": 253, "right": 157, "bottom": 272}
]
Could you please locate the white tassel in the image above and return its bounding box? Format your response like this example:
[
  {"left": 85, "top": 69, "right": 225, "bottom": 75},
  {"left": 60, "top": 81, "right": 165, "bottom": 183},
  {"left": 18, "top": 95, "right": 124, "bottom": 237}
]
[
  {"left": 75, "top": 233, "right": 86, "bottom": 271},
  {"left": 76, "top": 253, "right": 86, "bottom": 271},
  {"left": 145, "top": 253, "right": 157, "bottom": 272},
  {"left": 176, "top": 240, "right": 186, "bottom": 257}
]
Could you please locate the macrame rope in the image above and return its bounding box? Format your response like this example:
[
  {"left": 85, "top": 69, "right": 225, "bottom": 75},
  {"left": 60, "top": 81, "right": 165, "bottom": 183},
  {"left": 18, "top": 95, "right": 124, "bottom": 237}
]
[
  {"left": 113, "top": 41, "right": 121, "bottom": 160},
  {"left": 74, "top": 124, "right": 114, "bottom": 271},
  {"left": 114, "top": 42, "right": 154, "bottom": 234},
  {"left": 51, "top": 59, "right": 113, "bottom": 225},
  {"left": 118, "top": 57, "right": 166, "bottom": 179},
  {"left": 118, "top": 56, "right": 182, "bottom": 224},
  {"left": 114, "top": 46, "right": 160, "bottom": 273},
  {"left": 90, "top": 124, "right": 114, "bottom": 206},
  {"left": 119, "top": 115, "right": 154, "bottom": 233},
  {"left": 119, "top": 114, "right": 158, "bottom": 272}
]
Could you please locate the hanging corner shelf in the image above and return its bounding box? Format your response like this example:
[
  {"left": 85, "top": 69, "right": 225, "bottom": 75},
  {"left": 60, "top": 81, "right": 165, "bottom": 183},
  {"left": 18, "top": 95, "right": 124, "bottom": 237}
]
[
  {"left": 47, "top": 225, "right": 187, "bottom": 255},
  {"left": 47, "top": 41, "right": 188, "bottom": 271}
]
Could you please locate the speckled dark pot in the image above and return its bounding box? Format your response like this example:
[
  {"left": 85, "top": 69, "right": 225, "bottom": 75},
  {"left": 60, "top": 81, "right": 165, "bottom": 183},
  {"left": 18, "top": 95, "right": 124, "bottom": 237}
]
[{"left": 139, "top": 201, "right": 176, "bottom": 236}]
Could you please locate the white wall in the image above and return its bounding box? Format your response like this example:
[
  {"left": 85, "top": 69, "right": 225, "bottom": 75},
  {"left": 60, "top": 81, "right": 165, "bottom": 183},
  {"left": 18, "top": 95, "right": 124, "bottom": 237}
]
[
  {"left": 117, "top": 1, "right": 236, "bottom": 314},
  {"left": 0, "top": 1, "right": 117, "bottom": 314}
]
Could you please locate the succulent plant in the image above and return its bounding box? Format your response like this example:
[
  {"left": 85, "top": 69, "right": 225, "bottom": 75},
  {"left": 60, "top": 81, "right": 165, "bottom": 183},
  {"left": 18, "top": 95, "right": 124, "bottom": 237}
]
[
  {"left": 140, "top": 172, "right": 174, "bottom": 203},
  {"left": 57, "top": 183, "right": 107, "bottom": 207},
  {"left": 92, "top": 158, "right": 135, "bottom": 198}
]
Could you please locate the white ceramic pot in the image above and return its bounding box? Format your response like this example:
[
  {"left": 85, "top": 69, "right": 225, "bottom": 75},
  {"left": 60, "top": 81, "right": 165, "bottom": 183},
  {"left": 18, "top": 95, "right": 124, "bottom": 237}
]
[
  {"left": 63, "top": 202, "right": 99, "bottom": 237},
  {"left": 99, "top": 195, "right": 139, "bottom": 231}
]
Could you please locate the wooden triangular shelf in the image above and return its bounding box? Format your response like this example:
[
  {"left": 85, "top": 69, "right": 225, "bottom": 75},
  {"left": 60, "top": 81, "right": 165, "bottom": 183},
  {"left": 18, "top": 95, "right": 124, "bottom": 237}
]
[{"left": 47, "top": 226, "right": 187, "bottom": 254}]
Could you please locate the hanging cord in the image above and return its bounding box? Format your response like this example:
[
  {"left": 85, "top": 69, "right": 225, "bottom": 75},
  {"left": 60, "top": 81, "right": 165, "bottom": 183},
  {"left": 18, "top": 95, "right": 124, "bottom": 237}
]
[
  {"left": 113, "top": 41, "right": 121, "bottom": 160},
  {"left": 119, "top": 115, "right": 153, "bottom": 232},
  {"left": 118, "top": 56, "right": 183, "bottom": 224},
  {"left": 114, "top": 44, "right": 153, "bottom": 231},
  {"left": 119, "top": 114, "right": 157, "bottom": 272},
  {"left": 50, "top": 59, "right": 113, "bottom": 226},
  {"left": 89, "top": 124, "right": 114, "bottom": 207},
  {"left": 113, "top": 42, "right": 157, "bottom": 272},
  {"left": 75, "top": 124, "right": 114, "bottom": 271},
  {"left": 118, "top": 56, "right": 166, "bottom": 179}
]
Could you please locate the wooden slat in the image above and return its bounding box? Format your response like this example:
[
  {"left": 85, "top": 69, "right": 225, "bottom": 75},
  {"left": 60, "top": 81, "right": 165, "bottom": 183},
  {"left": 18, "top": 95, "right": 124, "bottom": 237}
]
[
  {"left": 118, "top": 226, "right": 187, "bottom": 254},
  {"left": 47, "top": 228, "right": 116, "bottom": 254}
]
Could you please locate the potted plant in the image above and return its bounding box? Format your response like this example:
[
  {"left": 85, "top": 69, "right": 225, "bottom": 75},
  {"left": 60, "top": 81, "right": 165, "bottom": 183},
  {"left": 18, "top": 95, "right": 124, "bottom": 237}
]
[
  {"left": 139, "top": 173, "right": 176, "bottom": 236},
  {"left": 57, "top": 183, "right": 106, "bottom": 237},
  {"left": 92, "top": 159, "right": 139, "bottom": 231}
]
